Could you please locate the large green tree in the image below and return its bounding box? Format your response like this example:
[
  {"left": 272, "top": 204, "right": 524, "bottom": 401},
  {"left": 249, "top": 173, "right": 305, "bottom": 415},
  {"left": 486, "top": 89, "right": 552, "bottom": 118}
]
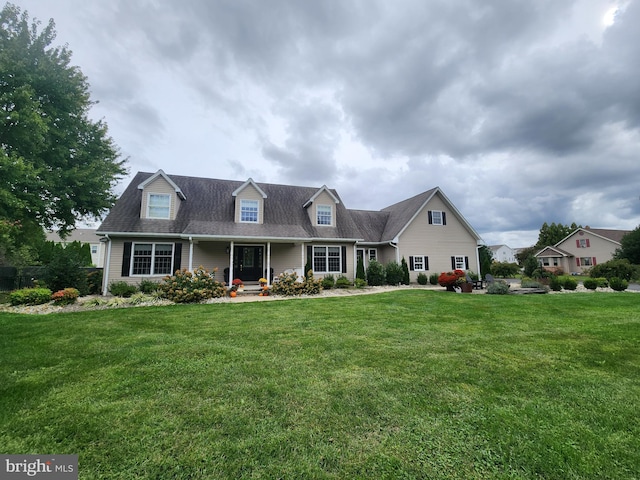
[
  {"left": 615, "top": 226, "right": 640, "bottom": 265},
  {"left": 0, "top": 3, "right": 127, "bottom": 240},
  {"left": 535, "top": 222, "right": 580, "bottom": 249}
]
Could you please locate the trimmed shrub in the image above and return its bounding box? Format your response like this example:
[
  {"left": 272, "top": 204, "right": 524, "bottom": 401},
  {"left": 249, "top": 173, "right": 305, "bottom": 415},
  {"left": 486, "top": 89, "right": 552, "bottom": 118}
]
[
  {"left": 582, "top": 278, "right": 598, "bottom": 290},
  {"left": 9, "top": 287, "right": 53, "bottom": 306},
  {"left": 271, "top": 270, "right": 322, "bottom": 296},
  {"left": 429, "top": 273, "right": 439, "bottom": 285},
  {"left": 109, "top": 281, "right": 138, "bottom": 298},
  {"left": 138, "top": 279, "right": 160, "bottom": 294},
  {"left": 385, "top": 261, "right": 404, "bottom": 285},
  {"left": 595, "top": 277, "right": 609, "bottom": 288},
  {"left": 416, "top": 273, "right": 428, "bottom": 285},
  {"left": 549, "top": 276, "right": 563, "bottom": 291},
  {"left": 86, "top": 270, "right": 102, "bottom": 295},
  {"left": 335, "top": 275, "right": 351, "bottom": 288},
  {"left": 562, "top": 277, "right": 578, "bottom": 291},
  {"left": 366, "top": 260, "right": 386, "bottom": 286},
  {"left": 51, "top": 288, "right": 79, "bottom": 305},
  {"left": 356, "top": 255, "right": 366, "bottom": 281},
  {"left": 609, "top": 277, "right": 628, "bottom": 292},
  {"left": 354, "top": 278, "right": 367, "bottom": 289},
  {"left": 322, "top": 275, "right": 335, "bottom": 289},
  {"left": 158, "top": 266, "right": 226, "bottom": 303},
  {"left": 486, "top": 280, "right": 510, "bottom": 295},
  {"left": 590, "top": 259, "right": 636, "bottom": 281},
  {"left": 401, "top": 257, "right": 410, "bottom": 285}
]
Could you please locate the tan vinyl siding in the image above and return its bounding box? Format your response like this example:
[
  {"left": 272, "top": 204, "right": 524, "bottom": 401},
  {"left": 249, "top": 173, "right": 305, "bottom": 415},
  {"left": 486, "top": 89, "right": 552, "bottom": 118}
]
[
  {"left": 235, "top": 185, "right": 264, "bottom": 224},
  {"left": 556, "top": 232, "right": 621, "bottom": 273},
  {"left": 398, "top": 194, "right": 478, "bottom": 281},
  {"left": 140, "top": 177, "right": 180, "bottom": 219},
  {"left": 307, "top": 191, "right": 336, "bottom": 227}
]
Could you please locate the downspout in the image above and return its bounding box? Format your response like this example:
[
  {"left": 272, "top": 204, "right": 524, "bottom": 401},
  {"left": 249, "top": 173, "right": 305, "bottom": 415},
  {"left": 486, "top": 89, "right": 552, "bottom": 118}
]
[
  {"left": 476, "top": 244, "right": 482, "bottom": 277},
  {"left": 102, "top": 235, "right": 111, "bottom": 296},
  {"left": 188, "top": 236, "right": 194, "bottom": 272},
  {"left": 390, "top": 241, "right": 400, "bottom": 263}
]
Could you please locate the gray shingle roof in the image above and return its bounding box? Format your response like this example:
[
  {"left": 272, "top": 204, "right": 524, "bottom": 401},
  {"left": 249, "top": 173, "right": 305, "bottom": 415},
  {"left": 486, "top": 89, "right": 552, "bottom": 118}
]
[{"left": 98, "top": 172, "right": 364, "bottom": 240}]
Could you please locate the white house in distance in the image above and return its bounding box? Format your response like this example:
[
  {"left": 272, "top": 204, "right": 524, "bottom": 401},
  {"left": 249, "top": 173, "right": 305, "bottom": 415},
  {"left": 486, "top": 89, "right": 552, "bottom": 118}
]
[
  {"left": 534, "top": 227, "right": 630, "bottom": 275},
  {"left": 46, "top": 228, "right": 105, "bottom": 267},
  {"left": 489, "top": 244, "right": 517, "bottom": 264}
]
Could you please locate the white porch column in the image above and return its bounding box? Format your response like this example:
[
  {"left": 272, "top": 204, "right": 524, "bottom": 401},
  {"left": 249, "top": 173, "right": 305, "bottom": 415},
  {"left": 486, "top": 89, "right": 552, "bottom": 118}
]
[
  {"left": 228, "top": 241, "right": 234, "bottom": 285},
  {"left": 266, "top": 242, "right": 271, "bottom": 286},
  {"left": 188, "top": 237, "right": 194, "bottom": 272},
  {"left": 301, "top": 243, "right": 306, "bottom": 278},
  {"left": 101, "top": 235, "right": 111, "bottom": 296}
]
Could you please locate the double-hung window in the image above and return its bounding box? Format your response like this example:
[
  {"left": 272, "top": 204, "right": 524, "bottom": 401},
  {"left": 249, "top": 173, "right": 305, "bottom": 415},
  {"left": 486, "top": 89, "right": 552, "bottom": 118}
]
[
  {"left": 313, "top": 246, "right": 341, "bottom": 273},
  {"left": 240, "top": 199, "right": 259, "bottom": 223},
  {"left": 454, "top": 256, "right": 466, "bottom": 270},
  {"left": 368, "top": 249, "right": 377, "bottom": 261},
  {"left": 132, "top": 243, "right": 173, "bottom": 275},
  {"left": 410, "top": 255, "right": 429, "bottom": 271},
  {"left": 147, "top": 194, "right": 171, "bottom": 219},
  {"left": 428, "top": 210, "right": 446, "bottom": 225},
  {"left": 317, "top": 205, "right": 332, "bottom": 226}
]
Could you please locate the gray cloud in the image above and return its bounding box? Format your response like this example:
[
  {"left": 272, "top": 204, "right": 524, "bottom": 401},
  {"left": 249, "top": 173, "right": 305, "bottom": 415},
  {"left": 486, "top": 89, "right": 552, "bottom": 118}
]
[{"left": 16, "top": 0, "right": 640, "bottom": 246}]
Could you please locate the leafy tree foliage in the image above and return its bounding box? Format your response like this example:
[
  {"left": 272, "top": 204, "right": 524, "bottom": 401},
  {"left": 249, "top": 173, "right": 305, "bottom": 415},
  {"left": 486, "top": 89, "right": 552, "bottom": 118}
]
[
  {"left": 615, "top": 226, "right": 640, "bottom": 265},
  {"left": 0, "top": 4, "right": 127, "bottom": 237},
  {"left": 515, "top": 246, "right": 537, "bottom": 266},
  {"left": 478, "top": 245, "right": 493, "bottom": 277},
  {"left": 535, "top": 222, "right": 580, "bottom": 249},
  {"left": 490, "top": 261, "right": 520, "bottom": 278}
]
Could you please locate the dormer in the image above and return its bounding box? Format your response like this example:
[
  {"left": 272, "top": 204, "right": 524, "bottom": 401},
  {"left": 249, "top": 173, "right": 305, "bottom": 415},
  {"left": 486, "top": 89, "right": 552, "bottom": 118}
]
[
  {"left": 232, "top": 178, "right": 267, "bottom": 224},
  {"left": 303, "top": 185, "right": 340, "bottom": 227},
  {"left": 137, "top": 170, "right": 186, "bottom": 220}
]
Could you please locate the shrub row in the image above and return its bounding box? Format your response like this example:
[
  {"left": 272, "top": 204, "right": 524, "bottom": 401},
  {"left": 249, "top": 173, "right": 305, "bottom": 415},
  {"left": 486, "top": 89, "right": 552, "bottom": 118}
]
[
  {"left": 9, "top": 287, "right": 80, "bottom": 306},
  {"left": 157, "top": 267, "right": 226, "bottom": 303},
  {"left": 270, "top": 271, "right": 322, "bottom": 296}
]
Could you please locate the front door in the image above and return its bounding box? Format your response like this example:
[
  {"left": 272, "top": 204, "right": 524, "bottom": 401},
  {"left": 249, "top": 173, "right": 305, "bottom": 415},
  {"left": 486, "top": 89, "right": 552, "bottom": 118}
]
[{"left": 233, "top": 245, "right": 263, "bottom": 282}]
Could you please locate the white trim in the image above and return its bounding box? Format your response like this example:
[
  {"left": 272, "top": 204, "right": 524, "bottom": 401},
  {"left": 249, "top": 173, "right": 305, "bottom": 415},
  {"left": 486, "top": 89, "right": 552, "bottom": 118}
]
[
  {"left": 303, "top": 185, "right": 340, "bottom": 208},
  {"left": 146, "top": 192, "right": 171, "bottom": 219},
  {"left": 239, "top": 199, "right": 260, "bottom": 223},
  {"left": 232, "top": 178, "right": 267, "bottom": 198},
  {"left": 137, "top": 169, "right": 186, "bottom": 200},
  {"left": 130, "top": 242, "right": 175, "bottom": 276}
]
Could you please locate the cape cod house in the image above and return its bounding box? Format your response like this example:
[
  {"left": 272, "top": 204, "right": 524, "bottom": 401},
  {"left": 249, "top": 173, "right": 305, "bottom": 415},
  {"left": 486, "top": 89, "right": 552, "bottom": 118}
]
[
  {"left": 96, "top": 170, "right": 483, "bottom": 294},
  {"left": 534, "top": 227, "right": 630, "bottom": 274}
]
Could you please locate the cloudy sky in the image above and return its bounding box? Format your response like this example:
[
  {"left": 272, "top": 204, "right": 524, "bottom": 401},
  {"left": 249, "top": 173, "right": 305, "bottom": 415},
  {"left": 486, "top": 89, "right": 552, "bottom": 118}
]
[{"left": 14, "top": 0, "right": 640, "bottom": 246}]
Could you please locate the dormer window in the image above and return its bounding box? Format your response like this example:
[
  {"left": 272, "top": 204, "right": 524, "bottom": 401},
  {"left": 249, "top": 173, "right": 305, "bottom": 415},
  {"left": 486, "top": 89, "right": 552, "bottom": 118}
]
[
  {"left": 147, "top": 194, "right": 171, "bottom": 219},
  {"left": 317, "top": 205, "right": 332, "bottom": 226},
  {"left": 240, "top": 199, "right": 259, "bottom": 223}
]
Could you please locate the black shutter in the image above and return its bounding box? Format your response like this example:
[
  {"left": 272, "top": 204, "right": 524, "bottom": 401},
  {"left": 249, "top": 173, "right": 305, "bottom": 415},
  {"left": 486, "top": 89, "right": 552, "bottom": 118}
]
[
  {"left": 173, "top": 243, "right": 182, "bottom": 273},
  {"left": 409, "top": 256, "right": 415, "bottom": 271},
  {"left": 307, "top": 245, "right": 312, "bottom": 263},
  {"left": 341, "top": 246, "right": 347, "bottom": 273},
  {"left": 428, "top": 211, "right": 433, "bottom": 224},
  {"left": 442, "top": 212, "right": 447, "bottom": 225},
  {"left": 464, "top": 256, "right": 469, "bottom": 270},
  {"left": 122, "top": 242, "right": 132, "bottom": 277},
  {"left": 451, "top": 256, "right": 456, "bottom": 270},
  {"left": 425, "top": 256, "right": 429, "bottom": 271}
]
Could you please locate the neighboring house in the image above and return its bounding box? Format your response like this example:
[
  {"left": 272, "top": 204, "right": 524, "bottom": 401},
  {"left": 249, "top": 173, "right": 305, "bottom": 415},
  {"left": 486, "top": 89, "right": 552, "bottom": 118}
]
[
  {"left": 489, "top": 244, "right": 516, "bottom": 263},
  {"left": 46, "top": 228, "right": 104, "bottom": 267},
  {"left": 534, "top": 227, "right": 629, "bottom": 274},
  {"left": 97, "top": 170, "right": 483, "bottom": 294}
]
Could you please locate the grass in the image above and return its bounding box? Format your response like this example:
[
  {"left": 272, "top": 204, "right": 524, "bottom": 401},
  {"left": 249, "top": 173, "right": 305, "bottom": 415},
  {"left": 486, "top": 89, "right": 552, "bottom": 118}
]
[{"left": 1, "top": 291, "right": 639, "bottom": 479}]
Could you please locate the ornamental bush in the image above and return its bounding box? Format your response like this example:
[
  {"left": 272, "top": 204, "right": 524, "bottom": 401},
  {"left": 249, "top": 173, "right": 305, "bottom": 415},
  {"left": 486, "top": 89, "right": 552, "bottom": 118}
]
[
  {"left": 366, "top": 260, "right": 386, "bottom": 286},
  {"left": 417, "top": 273, "right": 428, "bottom": 285},
  {"left": 582, "top": 278, "right": 598, "bottom": 290},
  {"left": 9, "top": 287, "right": 53, "bottom": 306},
  {"left": 609, "top": 277, "right": 628, "bottom": 292},
  {"left": 549, "top": 276, "right": 563, "bottom": 292},
  {"left": 486, "top": 280, "right": 510, "bottom": 295},
  {"left": 51, "top": 288, "right": 79, "bottom": 305},
  {"left": 270, "top": 270, "right": 322, "bottom": 296},
  {"left": 385, "top": 261, "right": 404, "bottom": 285},
  {"left": 322, "top": 275, "right": 335, "bottom": 289},
  {"left": 335, "top": 275, "right": 351, "bottom": 288},
  {"left": 429, "top": 273, "right": 439, "bottom": 285},
  {"left": 589, "top": 259, "right": 636, "bottom": 281},
  {"left": 562, "top": 277, "right": 578, "bottom": 291},
  {"left": 158, "top": 266, "right": 226, "bottom": 303},
  {"left": 109, "top": 281, "right": 138, "bottom": 298}
]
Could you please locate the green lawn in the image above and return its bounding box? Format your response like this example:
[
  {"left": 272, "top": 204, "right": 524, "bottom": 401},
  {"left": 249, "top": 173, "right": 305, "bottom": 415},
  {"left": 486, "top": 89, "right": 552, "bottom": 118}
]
[{"left": 1, "top": 291, "right": 639, "bottom": 479}]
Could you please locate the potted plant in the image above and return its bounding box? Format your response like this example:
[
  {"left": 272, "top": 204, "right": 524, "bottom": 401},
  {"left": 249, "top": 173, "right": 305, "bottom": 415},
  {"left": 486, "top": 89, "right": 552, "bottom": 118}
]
[
  {"left": 438, "top": 270, "right": 469, "bottom": 292},
  {"left": 232, "top": 278, "right": 244, "bottom": 292},
  {"left": 258, "top": 277, "right": 268, "bottom": 287}
]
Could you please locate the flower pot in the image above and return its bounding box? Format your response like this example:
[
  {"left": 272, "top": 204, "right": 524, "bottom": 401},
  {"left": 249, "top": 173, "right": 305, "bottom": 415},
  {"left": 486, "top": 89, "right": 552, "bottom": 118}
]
[{"left": 460, "top": 282, "right": 473, "bottom": 293}]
